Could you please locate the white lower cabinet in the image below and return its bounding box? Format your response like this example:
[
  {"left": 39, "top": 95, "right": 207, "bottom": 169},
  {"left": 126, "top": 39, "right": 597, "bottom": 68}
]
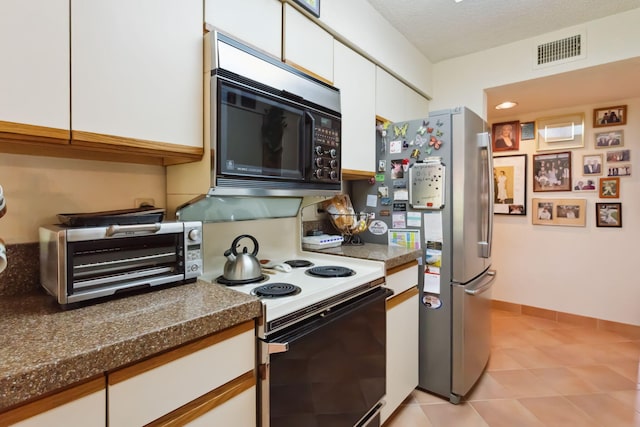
[
  {"left": 1, "top": 378, "right": 105, "bottom": 427},
  {"left": 382, "top": 261, "right": 419, "bottom": 424},
  {"left": 108, "top": 321, "right": 256, "bottom": 427}
]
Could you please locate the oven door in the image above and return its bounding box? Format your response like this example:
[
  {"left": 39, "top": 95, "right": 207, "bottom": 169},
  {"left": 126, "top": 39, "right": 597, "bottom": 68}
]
[{"left": 263, "top": 287, "right": 392, "bottom": 427}]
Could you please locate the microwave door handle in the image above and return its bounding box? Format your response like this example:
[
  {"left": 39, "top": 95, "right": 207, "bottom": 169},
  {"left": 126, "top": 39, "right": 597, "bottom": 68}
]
[{"left": 106, "top": 223, "right": 162, "bottom": 237}]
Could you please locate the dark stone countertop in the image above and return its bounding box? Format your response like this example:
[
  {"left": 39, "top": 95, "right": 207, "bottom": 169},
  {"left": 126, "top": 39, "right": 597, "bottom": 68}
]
[
  {"left": 306, "top": 242, "right": 422, "bottom": 270},
  {"left": 0, "top": 281, "right": 262, "bottom": 412}
]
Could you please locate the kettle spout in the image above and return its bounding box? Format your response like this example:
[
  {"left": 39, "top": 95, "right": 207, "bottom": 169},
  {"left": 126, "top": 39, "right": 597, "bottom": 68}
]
[{"left": 223, "top": 249, "right": 236, "bottom": 262}]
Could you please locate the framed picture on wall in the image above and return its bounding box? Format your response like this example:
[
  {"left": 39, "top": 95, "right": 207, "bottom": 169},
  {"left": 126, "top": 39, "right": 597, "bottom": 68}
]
[
  {"left": 532, "top": 198, "right": 586, "bottom": 227},
  {"left": 292, "top": 0, "right": 320, "bottom": 17},
  {"left": 596, "top": 203, "right": 622, "bottom": 227},
  {"left": 599, "top": 177, "right": 620, "bottom": 198},
  {"left": 595, "top": 130, "right": 623, "bottom": 148},
  {"left": 520, "top": 121, "right": 535, "bottom": 141},
  {"left": 593, "top": 105, "right": 627, "bottom": 128},
  {"left": 536, "top": 113, "right": 584, "bottom": 151},
  {"left": 493, "top": 154, "right": 527, "bottom": 215},
  {"left": 533, "top": 151, "right": 572, "bottom": 192},
  {"left": 492, "top": 121, "right": 520, "bottom": 152}
]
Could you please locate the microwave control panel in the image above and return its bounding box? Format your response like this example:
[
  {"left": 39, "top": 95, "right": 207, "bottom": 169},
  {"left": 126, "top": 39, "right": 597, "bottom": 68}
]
[{"left": 311, "top": 116, "right": 341, "bottom": 183}]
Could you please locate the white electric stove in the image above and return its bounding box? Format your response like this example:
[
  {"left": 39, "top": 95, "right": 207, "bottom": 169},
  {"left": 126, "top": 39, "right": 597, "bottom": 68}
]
[{"left": 201, "top": 251, "right": 385, "bottom": 336}]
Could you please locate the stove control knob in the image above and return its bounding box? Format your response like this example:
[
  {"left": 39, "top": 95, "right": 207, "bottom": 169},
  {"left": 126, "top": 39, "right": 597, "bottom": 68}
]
[
  {"left": 188, "top": 229, "right": 200, "bottom": 241},
  {"left": 329, "top": 148, "right": 338, "bottom": 158}
]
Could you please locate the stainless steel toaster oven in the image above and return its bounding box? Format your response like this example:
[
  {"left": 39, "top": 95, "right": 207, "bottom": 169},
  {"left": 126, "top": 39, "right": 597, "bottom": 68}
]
[{"left": 39, "top": 221, "right": 203, "bottom": 306}]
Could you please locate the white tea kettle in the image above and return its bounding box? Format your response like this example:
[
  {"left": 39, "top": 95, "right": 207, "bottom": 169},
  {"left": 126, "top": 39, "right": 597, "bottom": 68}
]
[{"left": 222, "top": 234, "right": 262, "bottom": 282}]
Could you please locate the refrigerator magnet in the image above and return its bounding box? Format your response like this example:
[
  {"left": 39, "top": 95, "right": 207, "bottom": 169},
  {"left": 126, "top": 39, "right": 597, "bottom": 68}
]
[
  {"left": 394, "top": 189, "right": 409, "bottom": 201},
  {"left": 389, "top": 139, "right": 402, "bottom": 154},
  {"left": 392, "top": 203, "right": 407, "bottom": 212},
  {"left": 378, "top": 160, "right": 386, "bottom": 172},
  {"left": 422, "top": 293, "right": 442, "bottom": 309},
  {"left": 378, "top": 186, "right": 389, "bottom": 198},
  {"left": 392, "top": 213, "right": 406, "bottom": 228},
  {"left": 368, "top": 219, "right": 388, "bottom": 235}
]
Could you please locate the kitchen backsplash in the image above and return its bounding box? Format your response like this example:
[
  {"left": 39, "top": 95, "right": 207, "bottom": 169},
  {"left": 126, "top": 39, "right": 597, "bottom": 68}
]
[{"left": 0, "top": 243, "right": 40, "bottom": 296}]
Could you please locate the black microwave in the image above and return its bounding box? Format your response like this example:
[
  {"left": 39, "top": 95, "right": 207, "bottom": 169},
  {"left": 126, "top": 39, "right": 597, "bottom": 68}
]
[{"left": 210, "top": 32, "right": 342, "bottom": 197}]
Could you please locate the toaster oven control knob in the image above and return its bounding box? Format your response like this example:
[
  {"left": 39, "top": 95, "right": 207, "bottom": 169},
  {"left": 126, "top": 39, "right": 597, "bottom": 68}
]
[
  {"left": 329, "top": 148, "right": 338, "bottom": 158},
  {"left": 315, "top": 158, "right": 324, "bottom": 167},
  {"left": 188, "top": 229, "right": 201, "bottom": 241}
]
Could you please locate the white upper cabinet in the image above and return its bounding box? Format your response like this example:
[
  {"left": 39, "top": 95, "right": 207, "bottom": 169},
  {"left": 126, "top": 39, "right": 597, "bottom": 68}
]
[
  {"left": 283, "top": 4, "right": 334, "bottom": 83},
  {"left": 71, "top": 0, "right": 203, "bottom": 149},
  {"left": 205, "top": 0, "right": 282, "bottom": 59},
  {"left": 376, "top": 67, "right": 429, "bottom": 122},
  {"left": 0, "top": 0, "right": 70, "bottom": 140},
  {"left": 333, "top": 41, "right": 376, "bottom": 175}
]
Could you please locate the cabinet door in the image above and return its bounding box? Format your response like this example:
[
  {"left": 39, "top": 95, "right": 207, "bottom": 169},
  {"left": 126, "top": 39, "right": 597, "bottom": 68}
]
[
  {"left": 334, "top": 41, "right": 376, "bottom": 176},
  {"left": 2, "top": 378, "right": 105, "bottom": 427},
  {"left": 283, "top": 4, "right": 334, "bottom": 84},
  {"left": 383, "top": 287, "right": 419, "bottom": 423},
  {"left": 108, "top": 322, "right": 255, "bottom": 427},
  {"left": 71, "top": 0, "right": 203, "bottom": 151},
  {"left": 205, "top": 0, "right": 282, "bottom": 59},
  {"left": 0, "top": 0, "right": 70, "bottom": 142},
  {"left": 376, "top": 67, "right": 429, "bottom": 122}
]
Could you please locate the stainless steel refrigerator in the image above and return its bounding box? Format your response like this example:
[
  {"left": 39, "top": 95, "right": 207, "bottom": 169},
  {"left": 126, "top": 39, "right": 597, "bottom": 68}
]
[{"left": 350, "top": 106, "right": 496, "bottom": 404}]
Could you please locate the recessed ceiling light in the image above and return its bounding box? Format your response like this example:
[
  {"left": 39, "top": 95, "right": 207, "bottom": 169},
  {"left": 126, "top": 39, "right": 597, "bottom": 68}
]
[{"left": 495, "top": 101, "right": 518, "bottom": 110}]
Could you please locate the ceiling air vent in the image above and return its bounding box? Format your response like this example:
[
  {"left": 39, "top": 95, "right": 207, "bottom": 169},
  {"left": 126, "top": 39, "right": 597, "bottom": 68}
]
[{"left": 534, "top": 31, "right": 586, "bottom": 68}]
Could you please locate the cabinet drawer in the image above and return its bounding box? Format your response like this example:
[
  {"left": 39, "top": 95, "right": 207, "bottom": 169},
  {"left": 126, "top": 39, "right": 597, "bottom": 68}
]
[
  {"left": 108, "top": 321, "right": 255, "bottom": 427},
  {"left": 386, "top": 261, "right": 419, "bottom": 296}
]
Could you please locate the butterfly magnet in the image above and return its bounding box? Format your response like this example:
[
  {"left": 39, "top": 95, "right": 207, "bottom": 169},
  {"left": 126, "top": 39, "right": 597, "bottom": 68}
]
[
  {"left": 429, "top": 136, "right": 444, "bottom": 150},
  {"left": 393, "top": 123, "right": 408, "bottom": 138}
]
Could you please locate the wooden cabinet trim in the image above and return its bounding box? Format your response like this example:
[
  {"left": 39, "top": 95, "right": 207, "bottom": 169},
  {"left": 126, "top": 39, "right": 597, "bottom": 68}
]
[
  {"left": 386, "top": 286, "right": 419, "bottom": 311},
  {"left": 386, "top": 259, "right": 419, "bottom": 276},
  {"left": 71, "top": 130, "right": 204, "bottom": 157},
  {"left": 282, "top": 59, "right": 333, "bottom": 86},
  {"left": 108, "top": 321, "right": 254, "bottom": 386},
  {"left": 342, "top": 169, "right": 375, "bottom": 181},
  {"left": 0, "top": 120, "right": 70, "bottom": 142},
  {"left": 144, "top": 370, "right": 255, "bottom": 427},
  {"left": 0, "top": 376, "right": 105, "bottom": 426}
]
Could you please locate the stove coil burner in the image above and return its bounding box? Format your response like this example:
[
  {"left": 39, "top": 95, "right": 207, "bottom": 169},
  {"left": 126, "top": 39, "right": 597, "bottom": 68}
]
[
  {"left": 307, "top": 266, "right": 356, "bottom": 278},
  {"left": 284, "top": 259, "right": 313, "bottom": 268},
  {"left": 251, "top": 283, "right": 302, "bottom": 298},
  {"left": 216, "top": 275, "right": 268, "bottom": 286}
]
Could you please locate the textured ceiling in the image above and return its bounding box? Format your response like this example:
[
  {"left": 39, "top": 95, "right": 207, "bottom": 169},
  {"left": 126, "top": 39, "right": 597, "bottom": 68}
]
[
  {"left": 364, "top": 0, "right": 640, "bottom": 121},
  {"left": 365, "top": 0, "right": 640, "bottom": 63}
]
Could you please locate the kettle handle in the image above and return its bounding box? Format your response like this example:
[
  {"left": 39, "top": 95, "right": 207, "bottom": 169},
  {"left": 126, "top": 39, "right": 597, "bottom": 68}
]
[{"left": 230, "top": 234, "right": 259, "bottom": 257}]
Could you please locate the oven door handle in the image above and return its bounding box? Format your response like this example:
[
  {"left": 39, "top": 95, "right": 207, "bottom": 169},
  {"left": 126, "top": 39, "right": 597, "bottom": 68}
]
[
  {"left": 268, "top": 342, "right": 289, "bottom": 354},
  {"left": 105, "top": 223, "right": 162, "bottom": 237}
]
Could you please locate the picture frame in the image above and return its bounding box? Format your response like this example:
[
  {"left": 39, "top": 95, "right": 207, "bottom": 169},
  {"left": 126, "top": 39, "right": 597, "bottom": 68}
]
[
  {"left": 493, "top": 154, "right": 527, "bottom": 215},
  {"left": 606, "top": 164, "right": 631, "bottom": 177},
  {"left": 572, "top": 177, "right": 597, "bottom": 192},
  {"left": 582, "top": 154, "right": 603, "bottom": 176},
  {"left": 593, "top": 105, "right": 627, "bottom": 128},
  {"left": 292, "top": 0, "right": 320, "bottom": 17},
  {"left": 595, "top": 130, "right": 623, "bottom": 148},
  {"left": 606, "top": 149, "right": 630, "bottom": 163},
  {"left": 532, "top": 198, "right": 586, "bottom": 227},
  {"left": 492, "top": 120, "right": 520, "bottom": 152},
  {"left": 520, "top": 121, "right": 536, "bottom": 141},
  {"left": 533, "top": 151, "right": 572, "bottom": 192},
  {"left": 599, "top": 177, "right": 620, "bottom": 198},
  {"left": 595, "top": 203, "right": 622, "bottom": 227},
  {"left": 536, "top": 113, "right": 584, "bottom": 151}
]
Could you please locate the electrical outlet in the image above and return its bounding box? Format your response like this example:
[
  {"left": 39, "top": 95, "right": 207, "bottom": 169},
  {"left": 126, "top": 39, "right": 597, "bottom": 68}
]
[{"left": 134, "top": 198, "right": 155, "bottom": 208}]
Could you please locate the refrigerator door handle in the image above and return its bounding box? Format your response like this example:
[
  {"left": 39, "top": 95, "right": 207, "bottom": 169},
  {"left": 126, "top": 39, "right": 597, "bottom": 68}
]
[
  {"left": 478, "top": 132, "right": 493, "bottom": 258},
  {"left": 464, "top": 270, "right": 496, "bottom": 296}
]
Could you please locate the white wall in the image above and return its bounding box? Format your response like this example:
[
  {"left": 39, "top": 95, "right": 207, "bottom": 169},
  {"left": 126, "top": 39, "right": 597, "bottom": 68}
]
[
  {"left": 431, "top": 9, "right": 640, "bottom": 325},
  {"left": 0, "top": 154, "right": 165, "bottom": 243},
  {"left": 431, "top": 8, "right": 640, "bottom": 119},
  {"left": 492, "top": 98, "right": 639, "bottom": 326}
]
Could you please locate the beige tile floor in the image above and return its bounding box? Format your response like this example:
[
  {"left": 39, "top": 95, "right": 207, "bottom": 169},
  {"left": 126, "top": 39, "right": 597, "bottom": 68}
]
[{"left": 385, "top": 308, "right": 640, "bottom": 427}]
